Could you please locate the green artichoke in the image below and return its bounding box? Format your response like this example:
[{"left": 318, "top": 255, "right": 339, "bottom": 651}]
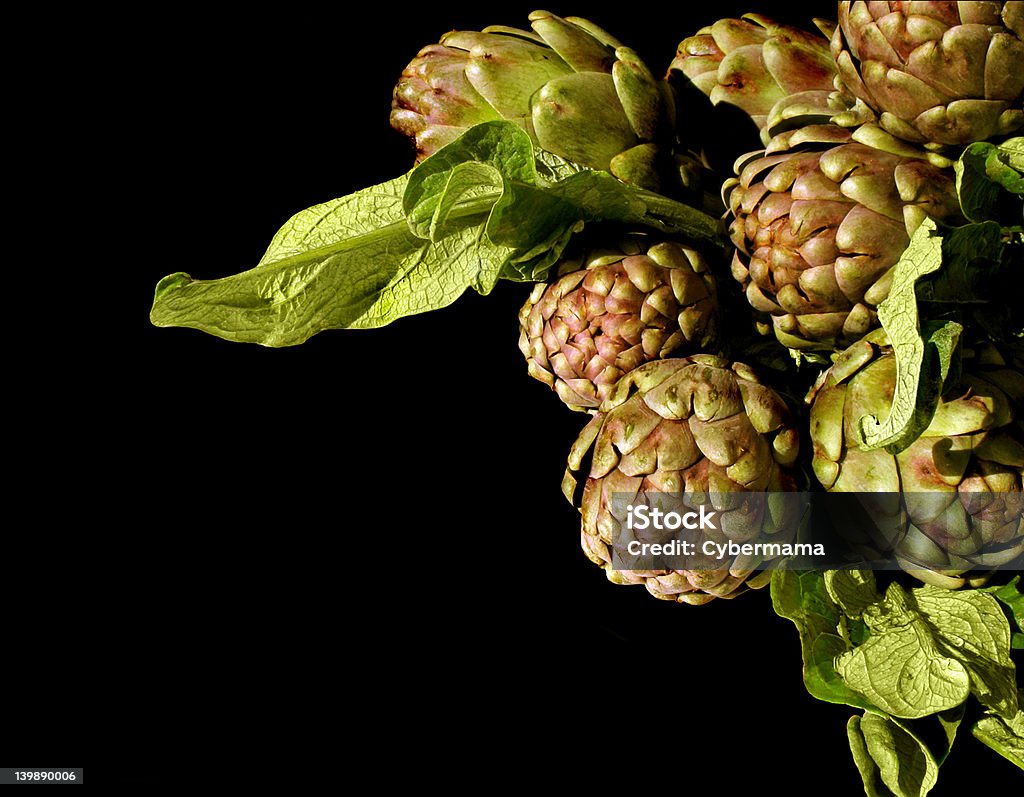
[
  {"left": 668, "top": 13, "right": 839, "bottom": 144},
  {"left": 390, "top": 10, "right": 680, "bottom": 192},
  {"left": 808, "top": 330, "right": 1024, "bottom": 587},
  {"left": 831, "top": 1, "right": 1024, "bottom": 147},
  {"left": 563, "top": 356, "right": 800, "bottom": 604},
  {"left": 725, "top": 122, "right": 961, "bottom": 351},
  {"left": 519, "top": 237, "right": 718, "bottom": 412}
]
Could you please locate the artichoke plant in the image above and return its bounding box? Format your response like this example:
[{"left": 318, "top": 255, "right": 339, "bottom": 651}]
[
  {"left": 148, "top": 3, "right": 1024, "bottom": 790},
  {"left": 668, "top": 13, "right": 840, "bottom": 143},
  {"left": 391, "top": 10, "right": 682, "bottom": 193},
  {"left": 808, "top": 330, "right": 1024, "bottom": 587},
  {"left": 725, "top": 122, "right": 962, "bottom": 351},
  {"left": 831, "top": 1, "right": 1024, "bottom": 147},
  {"left": 519, "top": 237, "right": 718, "bottom": 412},
  {"left": 563, "top": 356, "right": 800, "bottom": 604}
]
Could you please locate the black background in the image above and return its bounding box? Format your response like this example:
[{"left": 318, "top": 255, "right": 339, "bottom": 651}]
[{"left": 11, "top": 1, "right": 1020, "bottom": 791}]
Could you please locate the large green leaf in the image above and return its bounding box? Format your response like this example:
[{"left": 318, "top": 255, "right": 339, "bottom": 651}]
[
  {"left": 404, "top": 121, "right": 565, "bottom": 251},
  {"left": 406, "top": 121, "right": 721, "bottom": 265},
  {"left": 151, "top": 121, "right": 723, "bottom": 344},
  {"left": 770, "top": 570, "right": 876, "bottom": 710},
  {"left": 836, "top": 584, "right": 1018, "bottom": 720},
  {"left": 837, "top": 585, "right": 971, "bottom": 720},
  {"left": 847, "top": 713, "right": 940, "bottom": 797},
  {"left": 774, "top": 570, "right": 1020, "bottom": 793},
  {"left": 151, "top": 175, "right": 512, "bottom": 345},
  {"left": 913, "top": 586, "right": 1018, "bottom": 720},
  {"left": 847, "top": 707, "right": 964, "bottom": 797},
  {"left": 860, "top": 217, "right": 962, "bottom": 452}
]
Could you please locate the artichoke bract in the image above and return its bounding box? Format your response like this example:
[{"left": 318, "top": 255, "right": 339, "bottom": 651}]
[
  {"left": 562, "top": 356, "right": 800, "bottom": 605},
  {"left": 808, "top": 330, "right": 1024, "bottom": 588},
  {"left": 390, "top": 10, "right": 680, "bottom": 192},
  {"left": 725, "top": 123, "right": 961, "bottom": 351},
  {"left": 519, "top": 238, "right": 718, "bottom": 412},
  {"left": 669, "top": 13, "right": 839, "bottom": 144},
  {"left": 831, "top": 1, "right": 1024, "bottom": 147}
]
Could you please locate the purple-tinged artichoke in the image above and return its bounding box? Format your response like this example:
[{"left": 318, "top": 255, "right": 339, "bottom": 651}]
[
  {"left": 669, "top": 13, "right": 839, "bottom": 144},
  {"left": 391, "top": 10, "right": 681, "bottom": 193},
  {"left": 831, "top": 1, "right": 1024, "bottom": 147},
  {"left": 519, "top": 237, "right": 718, "bottom": 412},
  {"left": 563, "top": 356, "right": 800, "bottom": 605},
  {"left": 725, "top": 122, "right": 962, "bottom": 351},
  {"left": 808, "top": 330, "right": 1024, "bottom": 587}
]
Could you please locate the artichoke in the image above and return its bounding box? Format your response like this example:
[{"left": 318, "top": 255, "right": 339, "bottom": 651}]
[
  {"left": 562, "top": 356, "right": 800, "bottom": 604},
  {"left": 725, "top": 122, "right": 961, "bottom": 351},
  {"left": 519, "top": 237, "right": 718, "bottom": 412},
  {"left": 831, "top": 1, "right": 1024, "bottom": 147},
  {"left": 808, "top": 330, "right": 1024, "bottom": 587},
  {"left": 669, "top": 13, "right": 839, "bottom": 143},
  {"left": 390, "top": 10, "right": 680, "bottom": 192}
]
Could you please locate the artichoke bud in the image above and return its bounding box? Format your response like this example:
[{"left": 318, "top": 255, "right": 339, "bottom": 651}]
[
  {"left": 391, "top": 11, "right": 680, "bottom": 191},
  {"left": 669, "top": 14, "right": 840, "bottom": 146},
  {"left": 831, "top": 1, "right": 1024, "bottom": 147},
  {"left": 564, "top": 357, "right": 800, "bottom": 605},
  {"left": 726, "top": 118, "right": 962, "bottom": 352},
  {"left": 808, "top": 331, "right": 1024, "bottom": 587},
  {"left": 519, "top": 234, "right": 719, "bottom": 413}
]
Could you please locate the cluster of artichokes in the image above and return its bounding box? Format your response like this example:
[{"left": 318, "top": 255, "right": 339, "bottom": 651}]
[
  {"left": 392, "top": 10, "right": 685, "bottom": 194},
  {"left": 392, "top": 2, "right": 1023, "bottom": 603},
  {"left": 143, "top": 5, "right": 1024, "bottom": 791}
]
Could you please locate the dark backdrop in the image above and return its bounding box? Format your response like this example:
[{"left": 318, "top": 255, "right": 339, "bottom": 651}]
[{"left": 13, "top": 2, "right": 1017, "bottom": 791}]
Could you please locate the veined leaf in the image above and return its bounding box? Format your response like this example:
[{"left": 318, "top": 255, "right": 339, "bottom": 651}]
[
  {"left": 860, "top": 219, "right": 962, "bottom": 452},
  {"left": 912, "top": 586, "right": 1018, "bottom": 720},
  {"left": 837, "top": 584, "right": 971, "bottom": 720},
  {"left": 151, "top": 175, "right": 514, "bottom": 345},
  {"left": 534, "top": 148, "right": 589, "bottom": 183},
  {"left": 424, "top": 162, "right": 504, "bottom": 243},
  {"left": 770, "top": 570, "right": 876, "bottom": 711},
  {"left": 847, "top": 713, "right": 941, "bottom": 797},
  {"left": 836, "top": 583, "right": 1019, "bottom": 721},
  {"left": 151, "top": 121, "right": 723, "bottom": 345}
]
